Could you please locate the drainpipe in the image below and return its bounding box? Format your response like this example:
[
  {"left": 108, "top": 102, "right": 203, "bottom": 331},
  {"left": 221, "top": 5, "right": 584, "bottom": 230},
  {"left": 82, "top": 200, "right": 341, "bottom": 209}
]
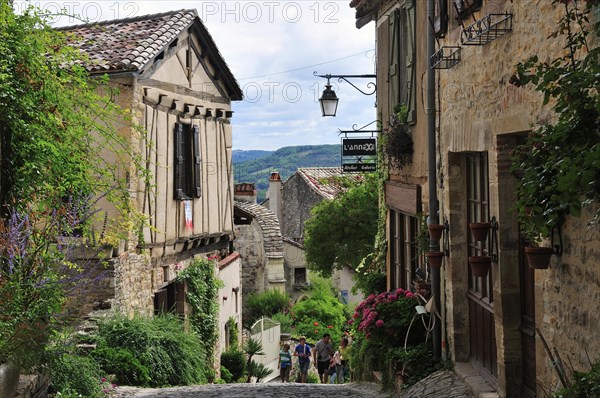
[{"left": 427, "top": 0, "right": 441, "bottom": 359}]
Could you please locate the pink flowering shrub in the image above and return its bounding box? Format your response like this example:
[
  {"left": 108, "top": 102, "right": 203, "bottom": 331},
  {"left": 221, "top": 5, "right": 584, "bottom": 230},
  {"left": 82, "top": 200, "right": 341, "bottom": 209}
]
[{"left": 351, "top": 289, "right": 425, "bottom": 347}]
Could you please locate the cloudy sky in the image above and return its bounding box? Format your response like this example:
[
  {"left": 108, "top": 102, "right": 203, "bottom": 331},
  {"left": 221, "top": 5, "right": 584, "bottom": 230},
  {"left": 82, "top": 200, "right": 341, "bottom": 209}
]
[{"left": 22, "top": 0, "right": 378, "bottom": 150}]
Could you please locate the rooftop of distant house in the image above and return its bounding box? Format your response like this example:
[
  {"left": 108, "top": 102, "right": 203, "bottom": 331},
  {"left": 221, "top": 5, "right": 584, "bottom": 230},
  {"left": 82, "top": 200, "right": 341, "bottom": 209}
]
[{"left": 295, "top": 167, "right": 363, "bottom": 200}]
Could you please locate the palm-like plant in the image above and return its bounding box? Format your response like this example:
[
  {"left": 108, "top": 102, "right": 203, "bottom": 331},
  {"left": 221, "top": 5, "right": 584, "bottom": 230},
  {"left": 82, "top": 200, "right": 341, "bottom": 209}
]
[{"left": 243, "top": 338, "right": 265, "bottom": 383}]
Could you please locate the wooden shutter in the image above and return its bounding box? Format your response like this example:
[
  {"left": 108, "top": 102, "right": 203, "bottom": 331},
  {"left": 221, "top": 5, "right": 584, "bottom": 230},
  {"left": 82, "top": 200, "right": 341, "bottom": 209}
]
[
  {"left": 174, "top": 123, "right": 185, "bottom": 200},
  {"left": 389, "top": 10, "right": 400, "bottom": 113},
  {"left": 405, "top": 1, "right": 417, "bottom": 124},
  {"left": 192, "top": 124, "right": 202, "bottom": 198}
]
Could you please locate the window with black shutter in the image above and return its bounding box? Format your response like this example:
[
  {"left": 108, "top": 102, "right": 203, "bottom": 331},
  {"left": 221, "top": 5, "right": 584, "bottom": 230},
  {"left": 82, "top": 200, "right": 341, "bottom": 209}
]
[
  {"left": 388, "top": 2, "right": 416, "bottom": 124},
  {"left": 173, "top": 123, "right": 202, "bottom": 200}
]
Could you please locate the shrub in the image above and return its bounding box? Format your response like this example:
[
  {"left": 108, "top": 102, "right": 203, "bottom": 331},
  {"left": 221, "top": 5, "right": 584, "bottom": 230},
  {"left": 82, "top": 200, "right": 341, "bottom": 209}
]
[
  {"left": 219, "top": 366, "right": 233, "bottom": 383},
  {"left": 220, "top": 348, "right": 246, "bottom": 382},
  {"left": 244, "top": 289, "right": 290, "bottom": 328},
  {"left": 96, "top": 313, "right": 209, "bottom": 387},
  {"left": 349, "top": 289, "right": 439, "bottom": 390},
  {"left": 291, "top": 276, "right": 346, "bottom": 343},
  {"left": 554, "top": 362, "right": 600, "bottom": 398},
  {"left": 91, "top": 347, "right": 150, "bottom": 386},
  {"left": 271, "top": 312, "right": 294, "bottom": 334},
  {"left": 49, "top": 353, "right": 104, "bottom": 397}
]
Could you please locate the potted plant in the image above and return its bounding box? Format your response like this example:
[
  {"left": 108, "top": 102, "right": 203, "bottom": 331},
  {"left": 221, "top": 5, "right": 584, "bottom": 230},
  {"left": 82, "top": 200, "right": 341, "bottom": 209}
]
[
  {"left": 512, "top": 0, "right": 600, "bottom": 270},
  {"left": 426, "top": 251, "right": 444, "bottom": 268},
  {"left": 468, "top": 256, "right": 491, "bottom": 277},
  {"left": 524, "top": 246, "right": 554, "bottom": 269},
  {"left": 428, "top": 223, "right": 445, "bottom": 241},
  {"left": 515, "top": 203, "right": 557, "bottom": 269},
  {"left": 381, "top": 105, "right": 413, "bottom": 170},
  {"left": 413, "top": 279, "right": 431, "bottom": 299},
  {"left": 469, "top": 222, "right": 490, "bottom": 242}
]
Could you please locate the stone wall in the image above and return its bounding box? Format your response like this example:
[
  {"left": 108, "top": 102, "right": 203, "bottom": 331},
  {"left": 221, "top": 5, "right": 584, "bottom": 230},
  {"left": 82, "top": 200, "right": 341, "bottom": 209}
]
[
  {"left": 113, "top": 252, "right": 154, "bottom": 316},
  {"left": 436, "top": 1, "right": 600, "bottom": 396},
  {"left": 234, "top": 219, "right": 266, "bottom": 298},
  {"left": 535, "top": 204, "right": 600, "bottom": 391},
  {"left": 281, "top": 173, "right": 324, "bottom": 240}
]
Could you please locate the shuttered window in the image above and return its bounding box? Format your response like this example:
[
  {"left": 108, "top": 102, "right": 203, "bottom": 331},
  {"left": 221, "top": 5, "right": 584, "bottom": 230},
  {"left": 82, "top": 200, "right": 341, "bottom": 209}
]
[
  {"left": 389, "top": 210, "right": 421, "bottom": 290},
  {"left": 174, "top": 123, "right": 202, "bottom": 200},
  {"left": 388, "top": 1, "right": 416, "bottom": 124}
]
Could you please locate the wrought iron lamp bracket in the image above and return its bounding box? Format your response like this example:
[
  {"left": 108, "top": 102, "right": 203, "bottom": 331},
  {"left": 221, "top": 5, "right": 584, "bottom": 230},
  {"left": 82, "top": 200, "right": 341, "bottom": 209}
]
[
  {"left": 551, "top": 224, "right": 563, "bottom": 256},
  {"left": 490, "top": 216, "right": 499, "bottom": 263},
  {"left": 338, "top": 120, "right": 382, "bottom": 137},
  {"left": 442, "top": 220, "right": 450, "bottom": 256},
  {"left": 313, "top": 71, "right": 377, "bottom": 96}
]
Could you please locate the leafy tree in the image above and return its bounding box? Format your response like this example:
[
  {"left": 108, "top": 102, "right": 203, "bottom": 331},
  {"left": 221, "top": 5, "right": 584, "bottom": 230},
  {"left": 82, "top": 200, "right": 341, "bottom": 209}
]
[
  {"left": 291, "top": 276, "right": 347, "bottom": 343},
  {"left": 303, "top": 173, "right": 378, "bottom": 277},
  {"left": 0, "top": 3, "right": 143, "bottom": 368}
]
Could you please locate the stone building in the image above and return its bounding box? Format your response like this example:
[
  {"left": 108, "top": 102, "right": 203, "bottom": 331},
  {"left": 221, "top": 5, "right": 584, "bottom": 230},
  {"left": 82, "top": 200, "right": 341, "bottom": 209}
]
[
  {"left": 59, "top": 10, "right": 243, "bottom": 355},
  {"left": 233, "top": 184, "right": 285, "bottom": 299},
  {"left": 264, "top": 168, "right": 363, "bottom": 304},
  {"left": 350, "top": 0, "right": 599, "bottom": 397}
]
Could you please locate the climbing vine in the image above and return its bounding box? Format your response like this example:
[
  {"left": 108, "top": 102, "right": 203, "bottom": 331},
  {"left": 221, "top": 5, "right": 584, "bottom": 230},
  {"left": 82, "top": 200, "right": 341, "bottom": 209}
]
[
  {"left": 177, "top": 257, "right": 224, "bottom": 365},
  {"left": 0, "top": 3, "right": 148, "bottom": 367},
  {"left": 513, "top": 0, "right": 600, "bottom": 242}
]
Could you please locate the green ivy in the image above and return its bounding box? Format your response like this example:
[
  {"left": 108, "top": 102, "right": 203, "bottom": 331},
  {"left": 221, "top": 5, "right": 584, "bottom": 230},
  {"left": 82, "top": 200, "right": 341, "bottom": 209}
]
[
  {"left": 177, "top": 257, "right": 224, "bottom": 368},
  {"left": 513, "top": 0, "right": 600, "bottom": 243}
]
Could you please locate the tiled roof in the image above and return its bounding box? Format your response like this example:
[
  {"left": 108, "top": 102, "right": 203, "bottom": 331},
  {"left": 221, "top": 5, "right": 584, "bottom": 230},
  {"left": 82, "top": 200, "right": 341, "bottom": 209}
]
[
  {"left": 57, "top": 10, "right": 196, "bottom": 73},
  {"left": 349, "top": 0, "right": 382, "bottom": 25},
  {"left": 295, "top": 167, "right": 363, "bottom": 200},
  {"left": 234, "top": 183, "right": 256, "bottom": 194},
  {"left": 57, "top": 9, "right": 243, "bottom": 100},
  {"left": 234, "top": 201, "right": 283, "bottom": 257}
]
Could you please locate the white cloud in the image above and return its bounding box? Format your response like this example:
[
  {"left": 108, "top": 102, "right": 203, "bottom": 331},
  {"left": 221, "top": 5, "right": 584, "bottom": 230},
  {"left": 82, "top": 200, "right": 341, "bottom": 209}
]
[{"left": 41, "top": 0, "right": 377, "bottom": 151}]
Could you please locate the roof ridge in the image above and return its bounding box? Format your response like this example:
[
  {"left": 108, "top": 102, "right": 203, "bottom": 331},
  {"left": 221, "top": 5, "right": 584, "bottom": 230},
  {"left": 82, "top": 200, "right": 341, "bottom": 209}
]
[{"left": 55, "top": 9, "right": 196, "bottom": 31}]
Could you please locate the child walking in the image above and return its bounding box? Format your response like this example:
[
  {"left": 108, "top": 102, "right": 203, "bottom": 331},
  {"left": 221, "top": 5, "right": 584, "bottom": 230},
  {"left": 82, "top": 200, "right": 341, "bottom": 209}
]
[{"left": 278, "top": 343, "right": 293, "bottom": 382}]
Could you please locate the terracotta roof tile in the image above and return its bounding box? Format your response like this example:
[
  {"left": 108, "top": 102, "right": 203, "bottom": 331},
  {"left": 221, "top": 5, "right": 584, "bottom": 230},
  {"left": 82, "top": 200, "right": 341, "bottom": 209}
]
[
  {"left": 294, "top": 167, "right": 363, "bottom": 200},
  {"left": 56, "top": 10, "right": 196, "bottom": 73}
]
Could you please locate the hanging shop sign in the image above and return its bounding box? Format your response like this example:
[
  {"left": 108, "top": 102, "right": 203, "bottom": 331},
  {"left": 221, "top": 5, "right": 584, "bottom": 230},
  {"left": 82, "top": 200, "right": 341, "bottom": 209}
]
[
  {"left": 341, "top": 137, "right": 377, "bottom": 173},
  {"left": 342, "top": 138, "right": 377, "bottom": 156}
]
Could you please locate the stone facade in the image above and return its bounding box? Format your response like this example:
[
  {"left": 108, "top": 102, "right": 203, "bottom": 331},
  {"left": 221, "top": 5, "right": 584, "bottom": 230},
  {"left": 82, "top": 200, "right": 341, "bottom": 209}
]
[
  {"left": 352, "top": 0, "right": 600, "bottom": 396},
  {"left": 535, "top": 205, "right": 600, "bottom": 390},
  {"left": 437, "top": 2, "right": 599, "bottom": 396},
  {"left": 280, "top": 172, "right": 325, "bottom": 241},
  {"left": 233, "top": 200, "right": 285, "bottom": 300},
  {"left": 270, "top": 168, "right": 362, "bottom": 302}
]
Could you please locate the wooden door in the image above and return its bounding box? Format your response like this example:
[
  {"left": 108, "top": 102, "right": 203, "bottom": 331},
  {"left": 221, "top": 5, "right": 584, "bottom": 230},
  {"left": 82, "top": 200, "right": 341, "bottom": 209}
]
[
  {"left": 466, "top": 153, "right": 498, "bottom": 383},
  {"left": 520, "top": 237, "right": 537, "bottom": 396}
]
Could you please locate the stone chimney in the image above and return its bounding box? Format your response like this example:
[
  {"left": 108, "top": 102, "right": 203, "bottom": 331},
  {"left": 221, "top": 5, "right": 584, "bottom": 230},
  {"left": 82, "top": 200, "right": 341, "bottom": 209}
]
[
  {"left": 266, "top": 172, "right": 282, "bottom": 222},
  {"left": 234, "top": 183, "right": 257, "bottom": 203}
]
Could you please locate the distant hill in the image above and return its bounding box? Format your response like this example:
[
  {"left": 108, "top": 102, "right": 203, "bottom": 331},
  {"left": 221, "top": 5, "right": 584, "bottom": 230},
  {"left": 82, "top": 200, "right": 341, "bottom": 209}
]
[
  {"left": 233, "top": 144, "right": 341, "bottom": 202},
  {"left": 232, "top": 149, "right": 273, "bottom": 164}
]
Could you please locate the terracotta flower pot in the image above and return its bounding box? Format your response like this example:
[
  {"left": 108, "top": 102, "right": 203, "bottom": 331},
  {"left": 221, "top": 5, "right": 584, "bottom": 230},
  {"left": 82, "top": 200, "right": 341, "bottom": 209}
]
[
  {"left": 468, "top": 256, "right": 491, "bottom": 277},
  {"left": 469, "top": 222, "right": 490, "bottom": 241},
  {"left": 525, "top": 247, "right": 553, "bottom": 269},
  {"left": 426, "top": 251, "right": 444, "bottom": 268},
  {"left": 428, "top": 224, "right": 445, "bottom": 241}
]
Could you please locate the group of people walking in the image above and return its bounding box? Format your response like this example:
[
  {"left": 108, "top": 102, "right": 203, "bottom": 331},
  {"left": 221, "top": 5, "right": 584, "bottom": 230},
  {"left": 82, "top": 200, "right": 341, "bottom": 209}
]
[{"left": 278, "top": 333, "right": 349, "bottom": 384}]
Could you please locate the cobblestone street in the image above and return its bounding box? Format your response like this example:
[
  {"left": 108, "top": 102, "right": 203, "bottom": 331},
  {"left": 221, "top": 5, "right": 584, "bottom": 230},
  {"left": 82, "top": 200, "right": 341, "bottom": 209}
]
[
  {"left": 114, "top": 382, "right": 389, "bottom": 398},
  {"left": 111, "top": 371, "right": 480, "bottom": 398}
]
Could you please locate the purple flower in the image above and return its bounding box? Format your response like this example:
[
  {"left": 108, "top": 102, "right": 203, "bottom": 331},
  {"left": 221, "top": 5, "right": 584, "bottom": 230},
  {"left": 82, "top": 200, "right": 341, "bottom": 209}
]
[{"left": 375, "top": 320, "right": 384, "bottom": 328}]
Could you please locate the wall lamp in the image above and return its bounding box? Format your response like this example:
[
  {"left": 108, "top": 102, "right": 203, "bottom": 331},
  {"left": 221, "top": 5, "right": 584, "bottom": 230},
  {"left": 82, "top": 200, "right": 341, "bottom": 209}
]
[{"left": 313, "top": 71, "right": 376, "bottom": 117}]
